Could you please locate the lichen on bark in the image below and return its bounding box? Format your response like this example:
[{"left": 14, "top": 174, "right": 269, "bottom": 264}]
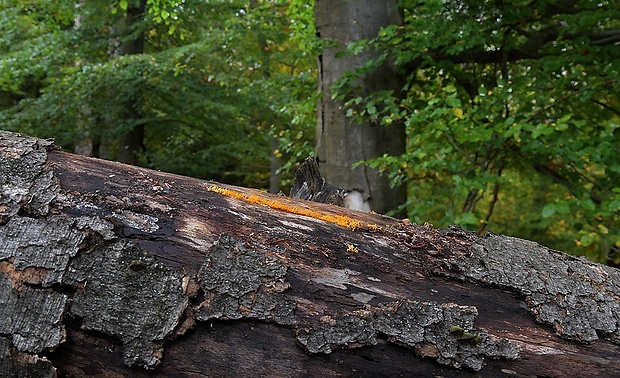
[
  {"left": 0, "top": 274, "right": 67, "bottom": 353},
  {"left": 446, "top": 234, "right": 620, "bottom": 343},
  {"left": 196, "top": 235, "right": 296, "bottom": 326},
  {"left": 296, "top": 299, "right": 520, "bottom": 371},
  {"left": 1, "top": 216, "right": 85, "bottom": 287},
  {"left": 63, "top": 240, "right": 188, "bottom": 368},
  {"left": 0, "top": 130, "right": 57, "bottom": 221}
]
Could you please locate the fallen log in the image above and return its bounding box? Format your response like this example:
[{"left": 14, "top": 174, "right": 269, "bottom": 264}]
[{"left": 1, "top": 130, "right": 620, "bottom": 377}]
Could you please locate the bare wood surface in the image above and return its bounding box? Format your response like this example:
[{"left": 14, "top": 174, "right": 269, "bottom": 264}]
[{"left": 1, "top": 130, "right": 620, "bottom": 377}]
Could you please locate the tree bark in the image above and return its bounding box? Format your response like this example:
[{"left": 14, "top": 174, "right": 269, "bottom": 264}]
[
  {"left": 115, "top": 0, "right": 147, "bottom": 166},
  {"left": 2, "top": 130, "right": 620, "bottom": 377},
  {"left": 314, "top": 0, "right": 406, "bottom": 215},
  {"left": 269, "top": 138, "right": 281, "bottom": 194}
]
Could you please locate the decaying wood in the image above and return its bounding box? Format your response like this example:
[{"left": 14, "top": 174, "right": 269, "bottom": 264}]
[
  {"left": 289, "top": 156, "right": 345, "bottom": 206},
  {"left": 1, "top": 130, "right": 620, "bottom": 377}
]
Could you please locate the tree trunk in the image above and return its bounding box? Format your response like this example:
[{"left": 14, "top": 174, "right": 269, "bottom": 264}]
[
  {"left": 314, "top": 0, "right": 406, "bottom": 215},
  {"left": 115, "top": 0, "right": 147, "bottom": 166},
  {"left": 269, "top": 137, "right": 281, "bottom": 194},
  {"left": 73, "top": 0, "right": 95, "bottom": 158},
  {"left": 2, "top": 130, "right": 620, "bottom": 377}
]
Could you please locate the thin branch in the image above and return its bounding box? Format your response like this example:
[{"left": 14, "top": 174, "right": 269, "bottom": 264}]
[
  {"left": 527, "top": 87, "right": 588, "bottom": 122},
  {"left": 426, "top": 23, "right": 618, "bottom": 65},
  {"left": 528, "top": 80, "right": 620, "bottom": 122},
  {"left": 444, "top": 131, "right": 477, "bottom": 166},
  {"left": 588, "top": 29, "right": 620, "bottom": 45},
  {"left": 593, "top": 99, "right": 620, "bottom": 117},
  {"left": 478, "top": 181, "right": 500, "bottom": 234},
  {"left": 532, "top": 163, "right": 574, "bottom": 189}
]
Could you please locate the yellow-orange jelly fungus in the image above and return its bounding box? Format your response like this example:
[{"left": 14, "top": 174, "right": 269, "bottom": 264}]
[{"left": 206, "top": 185, "right": 381, "bottom": 231}]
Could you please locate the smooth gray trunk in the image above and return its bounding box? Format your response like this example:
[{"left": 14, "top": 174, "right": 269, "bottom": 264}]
[
  {"left": 314, "top": 0, "right": 406, "bottom": 215},
  {"left": 116, "top": 0, "right": 147, "bottom": 165}
]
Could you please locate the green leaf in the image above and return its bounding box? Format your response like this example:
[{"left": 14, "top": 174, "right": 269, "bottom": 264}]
[
  {"left": 119, "top": 0, "right": 128, "bottom": 11},
  {"left": 334, "top": 50, "right": 351, "bottom": 59},
  {"left": 457, "top": 212, "right": 479, "bottom": 226},
  {"left": 367, "top": 104, "right": 377, "bottom": 115},
  {"left": 556, "top": 201, "right": 570, "bottom": 214},
  {"left": 446, "top": 95, "right": 461, "bottom": 107},
  {"left": 542, "top": 203, "right": 556, "bottom": 218},
  {"left": 580, "top": 233, "right": 596, "bottom": 247},
  {"left": 579, "top": 200, "right": 595, "bottom": 212},
  {"left": 558, "top": 114, "right": 571, "bottom": 123}
]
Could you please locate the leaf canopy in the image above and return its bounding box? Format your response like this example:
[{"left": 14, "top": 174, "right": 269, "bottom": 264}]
[{"left": 335, "top": 0, "right": 620, "bottom": 262}]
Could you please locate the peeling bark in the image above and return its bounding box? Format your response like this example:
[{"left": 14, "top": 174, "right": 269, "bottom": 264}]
[
  {"left": 0, "top": 132, "right": 56, "bottom": 221},
  {"left": 196, "top": 235, "right": 295, "bottom": 325},
  {"left": 0, "top": 274, "right": 66, "bottom": 353},
  {"left": 296, "top": 300, "right": 519, "bottom": 370},
  {"left": 1, "top": 130, "right": 620, "bottom": 377},
  {"left": 64, "top": 240, "right": 188, "bottom": 368},
  {"left": 442, "top": 235, "right": 620, "bottom": 343},
  {"left": 0, "top": 337, "right": 56, "bottom": 378}
]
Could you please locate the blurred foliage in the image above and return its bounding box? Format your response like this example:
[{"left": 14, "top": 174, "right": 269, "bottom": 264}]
[
  {"left": 0, "top": 0, "right": 316, "bottom": 189},
  {"left": 334, "top": 0, "right": 620, "bottom": 263}
]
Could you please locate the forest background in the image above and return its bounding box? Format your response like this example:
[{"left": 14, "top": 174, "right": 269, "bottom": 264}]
[{"left": 1, "top": 0, "right": 618, "bottom": 265}]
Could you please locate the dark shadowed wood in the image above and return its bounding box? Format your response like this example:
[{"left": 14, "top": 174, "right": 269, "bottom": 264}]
[
  {"left": 289, "top": 156, "right": 345, "bottom": 206},
  {"left": 1, "top": 131, "right": 620, "bottom": 377}
]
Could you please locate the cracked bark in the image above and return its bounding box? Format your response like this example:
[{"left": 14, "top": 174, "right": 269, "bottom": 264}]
[{"left": 1, "top": 130, "right": 620, "bottom": 377}]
